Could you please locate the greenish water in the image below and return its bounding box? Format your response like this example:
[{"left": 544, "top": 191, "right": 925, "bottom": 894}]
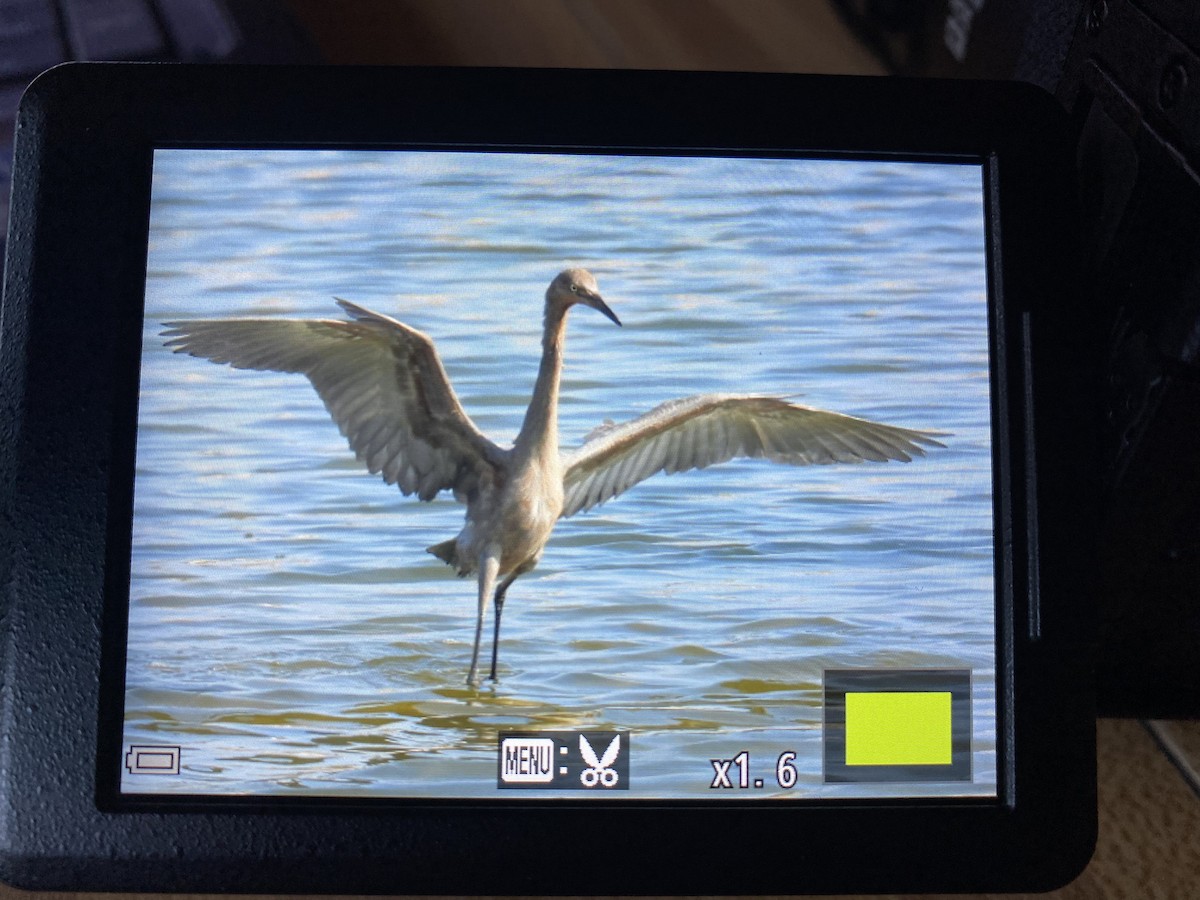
[{"left": 122, "top": 149, "right": 996, "bottom": 800}]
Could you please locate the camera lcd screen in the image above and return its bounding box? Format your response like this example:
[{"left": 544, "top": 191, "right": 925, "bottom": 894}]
[{"left": 119, "top": 147, "right": 996, "bottom": 802}]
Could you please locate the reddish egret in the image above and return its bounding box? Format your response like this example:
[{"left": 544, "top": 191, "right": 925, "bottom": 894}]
[{"left": 164, "top": 268, "right": 944, "bottom": 686}]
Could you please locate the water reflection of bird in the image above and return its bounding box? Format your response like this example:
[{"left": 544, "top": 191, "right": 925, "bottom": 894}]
[{"left": 164, "top": 268, "right": 945, "bottom": 686}]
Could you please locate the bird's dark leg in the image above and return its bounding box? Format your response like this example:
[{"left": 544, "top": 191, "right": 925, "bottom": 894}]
[
  {"left": 488, "top": 572, "right": 520, "bottom": 682},
  {"left": 468, "top": 552, "right": 500, "bottom": 687}
]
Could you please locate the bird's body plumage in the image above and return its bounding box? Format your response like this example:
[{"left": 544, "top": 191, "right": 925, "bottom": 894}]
[{"left": 164, "top": 268, "right": 945, "bottom": 686}]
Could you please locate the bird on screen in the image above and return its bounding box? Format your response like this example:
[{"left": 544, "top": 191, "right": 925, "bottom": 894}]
[{"left": 163, "top": 268, "right": 945, "bottom": 686}]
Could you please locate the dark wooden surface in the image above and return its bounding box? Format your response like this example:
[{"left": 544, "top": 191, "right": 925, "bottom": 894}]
[{"left": 285, "top": 0, "right": 885, "bottom": 74}]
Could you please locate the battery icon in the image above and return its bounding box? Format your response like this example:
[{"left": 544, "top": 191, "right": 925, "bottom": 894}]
[{"left": 125, "top": 745, "right": 181, "bottom": 775}]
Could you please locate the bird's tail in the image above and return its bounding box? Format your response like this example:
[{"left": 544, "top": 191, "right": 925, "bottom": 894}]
[{"left": 427, "top": 539, "right": 459, "bottom": 568}]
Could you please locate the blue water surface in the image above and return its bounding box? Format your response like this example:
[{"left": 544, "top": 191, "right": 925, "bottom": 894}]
[{"left": 122, "top": 149, "right": 996, "bottom": 799}]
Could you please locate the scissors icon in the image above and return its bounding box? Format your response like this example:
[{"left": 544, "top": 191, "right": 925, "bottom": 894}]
[{"left": 579, "top": 734, "right": 621, "bottom": 787}]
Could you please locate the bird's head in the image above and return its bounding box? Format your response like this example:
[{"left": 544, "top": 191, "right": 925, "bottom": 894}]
[{"left": 547, "top": 268, "right": 621, "bottom": 326}]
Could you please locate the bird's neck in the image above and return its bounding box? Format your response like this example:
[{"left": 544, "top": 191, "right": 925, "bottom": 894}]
[{"left": 514, "top": 303, "right": 568, "bottom": 462}]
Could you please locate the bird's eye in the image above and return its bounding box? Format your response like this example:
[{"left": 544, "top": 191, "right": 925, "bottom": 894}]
[{"left": 570, "top": 284, "right": 579, "bottom": 293}]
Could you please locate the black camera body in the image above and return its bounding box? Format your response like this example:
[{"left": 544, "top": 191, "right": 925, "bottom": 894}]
[{"left": 0, "top": 64, "right": 1095, "bottom": 894}]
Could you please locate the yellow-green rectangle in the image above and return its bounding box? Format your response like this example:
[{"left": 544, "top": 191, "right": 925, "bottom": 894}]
[{"left": 844, "top": 691, "right": 952, "bottom": 766}]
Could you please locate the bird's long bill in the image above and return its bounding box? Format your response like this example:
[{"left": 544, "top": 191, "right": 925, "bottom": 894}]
[{"left": 587, "top": 294, "right": 622, "bottom": 327}]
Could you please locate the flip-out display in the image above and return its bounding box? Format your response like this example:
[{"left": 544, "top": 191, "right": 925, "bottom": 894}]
[
  {"left": 0, "top": 65, "right": 1095, "bottom": 895},
  {"left": 123, "top": 149, "right": 995, "bottom": 801}
]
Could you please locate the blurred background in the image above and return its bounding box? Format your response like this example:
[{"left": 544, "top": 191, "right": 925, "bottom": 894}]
[{"left": 1, "top": 0, "right": 1199, "bottom": 896}]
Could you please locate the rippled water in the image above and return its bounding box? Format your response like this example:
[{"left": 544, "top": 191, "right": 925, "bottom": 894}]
[{"left": 122, "top": 149, "right": 996, "bottom": 799}]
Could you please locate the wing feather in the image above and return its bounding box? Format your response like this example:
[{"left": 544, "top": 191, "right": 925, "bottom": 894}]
[
  {"left": 560, "top": 394, "right": 946, "bottom": 518},
  {"left": 632, "top": 440, "right": 658, "bottom": 485},
  {"left": 665, "top": 427, "right": 688, "bottom": 474},
  {"left": 163, "top": 299, "right": 505, "bottom": 502}
]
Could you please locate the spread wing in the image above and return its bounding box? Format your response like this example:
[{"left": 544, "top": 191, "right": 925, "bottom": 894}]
[
  {"left": 560, "top": 394, "right": 946, "bottom": 518},
  {"left": 163, "top": 299, "right": 506, "bottom": 502}
]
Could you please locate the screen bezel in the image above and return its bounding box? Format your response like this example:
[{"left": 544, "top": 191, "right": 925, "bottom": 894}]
[
  {"left": 119, "top": 143, "right": 999, "bottom": 809},
  {"left": 0, "top": 63, "right": 1095, "bottom": 894}
]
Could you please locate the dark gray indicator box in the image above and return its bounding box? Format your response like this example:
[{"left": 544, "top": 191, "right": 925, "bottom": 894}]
[
  {"left": 498, "top": 731, "right": 629, "bottom": 790},
  {"left": 824, "top": 669, "right": 972, "bottom": 783}
]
